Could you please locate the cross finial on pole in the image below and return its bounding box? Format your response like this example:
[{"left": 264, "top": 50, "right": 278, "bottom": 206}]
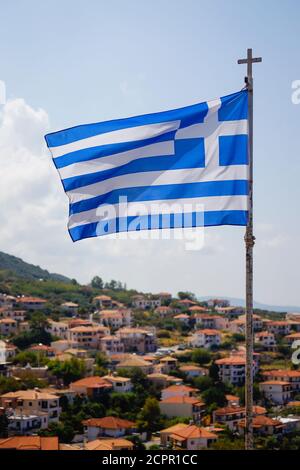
[
  {"left": 238, "top": 48, "right": 262, "bottom": 89},
  {"left": 237, "top": 48, "right": 261, "bottom": 452}
]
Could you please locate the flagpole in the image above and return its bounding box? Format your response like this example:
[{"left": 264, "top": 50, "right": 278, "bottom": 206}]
[{"left": 237, "top": 48, "right": 262, "bottom": 450}]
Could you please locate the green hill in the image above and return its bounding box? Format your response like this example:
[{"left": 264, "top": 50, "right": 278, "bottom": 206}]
[{"left": 0, "top": 251, "right": 71, "bottom": 283}]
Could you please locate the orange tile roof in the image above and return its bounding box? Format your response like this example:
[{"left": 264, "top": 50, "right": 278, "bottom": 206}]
[
  {"left": 195, "top": 328, "right": 220, "bottom": 335},
  {"left": 255, "top": 331, "right": 274, "bottom": 337},
  {"left": 260, "top": 380, "right": 290, "bottom": 386},
  {"left": 160, "top": 396, "right": 204, "bottom": 405},
  {"left": 178, "top": 299, "right": 197, "bottom": 305},
  {"left": 16, "top": 297, "right": 47, "bottom": 303},
  {"left": 117, "top": 356, "right": 152, "bottom": 367},
  {"left": 85, "top": 438, "right": 134, "bottom": 450},
  {"left": 238, "top": 415, "right": 282, "bottom": 428},
  {"left": 0, "top": 318, "right": 16, "bottom": 324},
  {"left": 70, "top": 326, "right": 108, "bottom": 333},
  {"left": 189, "top": 306, "right": 209, "bottom": 312},
  {"left": 262, "top": 369, "right": 300, "bottom": 378},
  {"left": 287, "top": 401, "right": 300, "bottom": 407},
  {"left": 160, "top": 423, "right": 189, "bottom": 434},
  {"left": 268, "top": 321, "right": 290, "bottom": 326},
  {"left": 285, "top": 333, "right": 300, "bottom": 339},
  {"left": 82, "top": 416, "right": 135, "bottom": 429},
  {"left": 162, "top": 384, "right": 196, "bottom": 392},
  {"left": 179, "top": 365, "right": 206, "bottom": 372},
  {"left": 70, "top": 376, "right": 112, "bottom": 389},
  {"left": 214, "top": 406, "right": 245, "bottom": 416},
  {"left": 160, "top": 356, "right": 177, "bottom": 362},
  {"left": 93, "top": 295, "right": 112, "bottom": 301},
  {"left": 171, "top": 424, "right": 217, "bottom": 440},
  {"left": 225, "top": 394, "right": 240, "bottom": 401},
  {"left": 253, "top": 406, "right": 267, "bottom": 415},
  {"left": 0, "top": 436, "right": 58, "bottom": 450},
  {"left": 215, "top": 356, "right": 246, "bottom": 365},
  {"left": 1, "top": 390, "right": 59, "bottom": 400},
  {"left": 29, "top": 344, "right": 54, "bottom": 352}
]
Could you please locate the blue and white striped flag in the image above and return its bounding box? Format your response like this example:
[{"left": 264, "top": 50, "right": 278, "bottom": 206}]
[{"left": 45, "top": 90, "right": 248, "bottom": 242}]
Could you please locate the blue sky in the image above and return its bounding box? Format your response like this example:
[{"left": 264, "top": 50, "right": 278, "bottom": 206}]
[{"left": 0, "top": 0, "right": 299, "bottom": 306}]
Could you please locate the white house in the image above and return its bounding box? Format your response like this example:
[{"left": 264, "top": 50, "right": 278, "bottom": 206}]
[
  {"left": 266, "top": 321, "right": 291, "bottom": 336},
  {"left": 102, "top": 375, "right": 133, "bottom": 393},
  {"left": 189, "top": 329, "right": 221, "bottom": 349},
  {"left": 0, "top": 390, "right": 61, "bottom": 424},
  {"left": 261, "top": 370, "right": 300, "bottom": 393},
  {"left": 46, "top": 320, "right": 68, "bottom": 339},
  {"left": 132, "top": 295, "right": 161, "bottom": 309},
  {"left": 215, "top": 355, "right": 259, "bottom": 385},
  {"left": 255, "top": 331, "right": 277, "bottom": 350},
  {"left": 0, "top": 318, "right": 17, "bottom": 336},
  {"left": 259, "top": 381, "right": 292, "bottom": 405},
  {"left": 179, "top": 365, "right": 208, "bottom": 378},
  {"left": 164, "top": 424, "right": 218, "bottom": 450},
  {"left": 0, "top": 340, "right": 16, "bottom": 363},
  {"left": 161, "top": 384, "right": 197, "bottom": 400},
  {"left": 16, "top": 296, "right": 47, "bottom": 310},
  {"left": 82, "top": 416, "right": 136, "bottom": 440},
  {"left": 193, "top": 314, "right": 229, "bottom": 330},
  {"left": 60, "top": 302, "right": 79, "bottom": 315}
]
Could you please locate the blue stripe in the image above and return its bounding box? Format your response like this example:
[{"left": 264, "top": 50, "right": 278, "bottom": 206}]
[
  {"left": 54, "top": 131, "right": 176, "bottom": 169},
  {"left": 63, "top": 140, "right": 205, "bottom": 192},
  {"left": 218, "top": 90, "right": 248, "bottom": 121},
  {"left": 69, "top": 180, "right": 248, "bottom": 215},
  {"left": 45, "top": 100, "right": 209, "bottom": 148},
  {"left": 69, "top": 210, "right": 248, "bottom": 241},
  {"left": 45, "top": 91, "right": 247, "bottom": 148}
]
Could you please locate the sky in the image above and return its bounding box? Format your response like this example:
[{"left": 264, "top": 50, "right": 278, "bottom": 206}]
[{"left": 0, "top": 0, "right": 299, "bottom": 306}]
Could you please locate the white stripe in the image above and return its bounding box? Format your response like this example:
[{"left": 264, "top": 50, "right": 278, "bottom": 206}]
[
  {"left": 50, "top": 120, "right": 181, "bottom": 159},
  {"left": 68, "top": 195, "right": 248, "bottom": 229},
  {"left": 58, "top": 141, "right": 174, "bottom": 180},
  {"left": 67, "top": 165, "right": 248, "bottom": 204},
  {"left": 175, "top": 119, "right": 248, "bottom": 139}
]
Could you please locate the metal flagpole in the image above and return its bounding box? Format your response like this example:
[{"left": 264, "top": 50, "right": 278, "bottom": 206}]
[{"left": 237, "top": 48, "right": 262, "bottom": 450}]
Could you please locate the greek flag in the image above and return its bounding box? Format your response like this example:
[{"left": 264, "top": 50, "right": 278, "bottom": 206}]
[{"left": 45, "top": 90, "right": 248, "bottom": 242}]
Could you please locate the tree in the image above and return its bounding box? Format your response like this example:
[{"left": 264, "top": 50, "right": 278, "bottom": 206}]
[
  {"left": 202, "top": 385, "right": 227, "bottom": 407},
  {"left": 137, "top": 397, "right": 162, "bottom": 434},
  {"left": 12, "top": 351, "right": 42, "bottom": 367},
  {"left": 91, "top": 276, "right": 104, "bottom": 289},
  {"left": 12, "top": 329, "right": 52, "bottom": 349},
  {"left": 211, "top": 437, "right": 244, "bottom": 450},
  {"left": 191, "top": 348, "right": 211, "bottom": 365},
  {"left": 0, "top": 413, "right": 8, "bottom": 438},
  {"left": 209, "top": 362, "right": 220, "bottom": 381},
  {"left": 177, "top": 291, "right": 196, "bottom": 301},
  {"left": 29, "top": 312, "right": 50, "bottom": 331},
  {"left": 39, "top": 422, "right": 74, "bottom": 443},
  {"left": 193, "top": 375, "right": 213, "bottom": 392},
  {"left": 126, "top": 435, "right": 146, "bottom": 451},
  {"left": 0, "top": 376, "right": 20, "bottom": 394},
  {"left": 48, "top": 357, "right": 86, "bottom": 385}
]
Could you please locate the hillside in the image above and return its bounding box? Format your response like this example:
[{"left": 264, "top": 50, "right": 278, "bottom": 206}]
[{"left": 0, "top": 251, "right": 71, "bottom": 283}]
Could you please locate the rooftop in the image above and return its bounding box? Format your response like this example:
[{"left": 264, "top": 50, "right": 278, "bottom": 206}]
[
  {"left": 160, "top": 396, "right": 204, "bottom": 405},
  {"left": 0, "top": 436, "right": 59, "bottom": 450},
  {"left": 82, "top": 416, "right": 135, "bottom": 429}
]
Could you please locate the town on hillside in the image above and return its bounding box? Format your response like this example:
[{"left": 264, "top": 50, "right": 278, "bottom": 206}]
[{"left": 0, "top": 273, "right": 300, "bottom": 451}]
